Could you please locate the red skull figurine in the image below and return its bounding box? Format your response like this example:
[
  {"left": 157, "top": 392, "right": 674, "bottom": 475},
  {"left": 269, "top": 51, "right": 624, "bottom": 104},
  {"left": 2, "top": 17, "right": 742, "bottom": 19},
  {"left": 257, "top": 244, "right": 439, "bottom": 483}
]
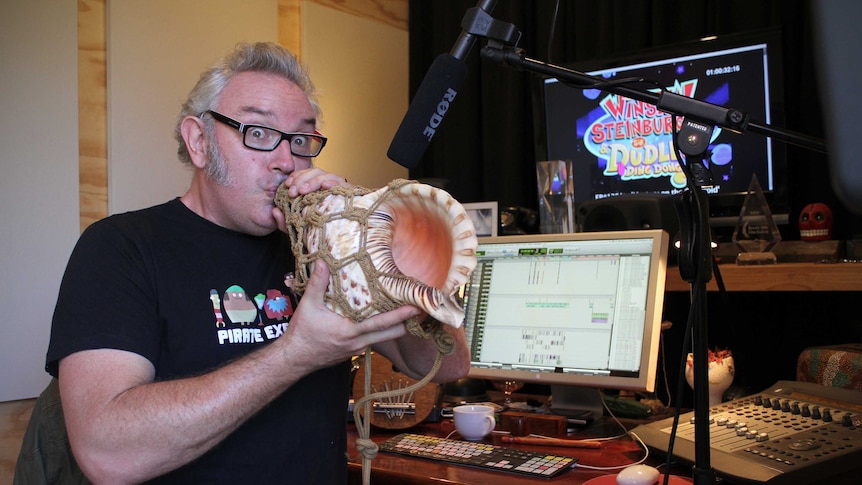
[{"left": 798, "top": 203, "right": 833, "bottom": 241}]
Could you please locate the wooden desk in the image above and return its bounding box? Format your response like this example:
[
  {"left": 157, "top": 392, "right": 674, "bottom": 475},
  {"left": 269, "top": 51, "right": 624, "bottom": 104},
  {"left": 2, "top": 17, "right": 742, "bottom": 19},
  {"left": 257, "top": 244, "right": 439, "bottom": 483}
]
[
  {"left": 346, "top": 418, "right": 689, "bottom": 484},
  {"left": 664, "top": 262, "right": 862, "bottom": 292}
]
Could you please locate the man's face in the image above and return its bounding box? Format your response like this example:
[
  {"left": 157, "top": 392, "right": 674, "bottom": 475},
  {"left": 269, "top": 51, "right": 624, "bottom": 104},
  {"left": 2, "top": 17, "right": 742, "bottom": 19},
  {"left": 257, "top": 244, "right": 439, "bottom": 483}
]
[{"left": 200, "top": 71, "right": 316, "bottom": 235}]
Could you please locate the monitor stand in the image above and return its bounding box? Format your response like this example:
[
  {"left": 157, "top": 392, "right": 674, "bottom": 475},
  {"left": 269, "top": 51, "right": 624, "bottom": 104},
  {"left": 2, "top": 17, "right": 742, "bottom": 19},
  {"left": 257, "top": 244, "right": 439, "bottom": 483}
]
[{"left": 548, "top": 385, "right": 603, "bottom": 425}]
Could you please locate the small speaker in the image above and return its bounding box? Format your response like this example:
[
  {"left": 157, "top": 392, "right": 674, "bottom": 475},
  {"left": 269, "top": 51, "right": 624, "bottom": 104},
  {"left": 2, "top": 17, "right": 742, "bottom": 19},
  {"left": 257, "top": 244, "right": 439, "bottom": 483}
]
[{"left": 577, "top": 194, "right": 679, "bottom": 236}]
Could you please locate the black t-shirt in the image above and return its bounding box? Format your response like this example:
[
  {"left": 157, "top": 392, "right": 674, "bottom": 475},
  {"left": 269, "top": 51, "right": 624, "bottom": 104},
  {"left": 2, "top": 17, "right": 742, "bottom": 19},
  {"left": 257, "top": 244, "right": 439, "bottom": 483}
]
[{"left": 47, "top": 198, "right": 350, "bottom": 484}]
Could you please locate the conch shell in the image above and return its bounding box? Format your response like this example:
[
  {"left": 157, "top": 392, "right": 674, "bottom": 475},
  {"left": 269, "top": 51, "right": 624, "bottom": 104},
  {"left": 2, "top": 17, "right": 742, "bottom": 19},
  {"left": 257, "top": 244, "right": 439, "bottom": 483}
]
[{"left": 275, "top": 179, "right": 478, "bottom": 328}]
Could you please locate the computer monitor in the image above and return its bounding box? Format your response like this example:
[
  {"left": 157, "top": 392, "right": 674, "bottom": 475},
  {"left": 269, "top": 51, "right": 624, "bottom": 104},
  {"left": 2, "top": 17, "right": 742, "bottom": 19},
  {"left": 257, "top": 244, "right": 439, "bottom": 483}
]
[
  {"left": 539, "top": 29, "right": 788, "bottom": 226},
  {"left": 461, "top": 229, "right": 670, "bottom": 419}
]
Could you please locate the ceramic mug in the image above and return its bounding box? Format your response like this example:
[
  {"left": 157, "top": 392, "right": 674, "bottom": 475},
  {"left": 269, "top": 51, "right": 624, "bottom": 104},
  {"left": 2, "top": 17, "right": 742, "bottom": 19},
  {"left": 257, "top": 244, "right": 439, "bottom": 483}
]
[{"left": 453, "top": 404, "right": 496, "bottom": 441}]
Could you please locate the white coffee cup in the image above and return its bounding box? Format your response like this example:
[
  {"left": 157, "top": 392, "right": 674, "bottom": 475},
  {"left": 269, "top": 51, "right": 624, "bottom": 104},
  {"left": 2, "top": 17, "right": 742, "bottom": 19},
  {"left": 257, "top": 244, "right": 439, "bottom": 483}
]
[{"left": 453, "top": 404, "right": 496, "bottom": 441}]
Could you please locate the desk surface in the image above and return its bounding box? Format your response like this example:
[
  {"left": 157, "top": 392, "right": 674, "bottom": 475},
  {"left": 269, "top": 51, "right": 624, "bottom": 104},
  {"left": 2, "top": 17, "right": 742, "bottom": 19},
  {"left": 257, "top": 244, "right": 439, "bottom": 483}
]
[{"left": 346, "top": 418, "right": 688, "bottom": 484}]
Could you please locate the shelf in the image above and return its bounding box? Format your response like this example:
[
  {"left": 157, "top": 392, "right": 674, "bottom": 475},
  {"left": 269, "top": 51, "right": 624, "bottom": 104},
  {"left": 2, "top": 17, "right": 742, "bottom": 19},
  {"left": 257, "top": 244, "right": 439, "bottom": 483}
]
[{"left": 665, "top": 262, "right": 862, "bottom": 292}]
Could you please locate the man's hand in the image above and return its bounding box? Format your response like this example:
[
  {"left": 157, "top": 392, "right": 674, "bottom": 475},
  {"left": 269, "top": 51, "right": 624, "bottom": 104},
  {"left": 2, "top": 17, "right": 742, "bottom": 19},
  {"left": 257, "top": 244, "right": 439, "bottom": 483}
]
[
  {"left": 278, "top": 261, "right": 418, "bottom": 370},
  {"left": 285, "top": 167, "right": 350, "bottom": 198},
  {"left": 272, "top": 167, "right": 351, "bottom": 231}
]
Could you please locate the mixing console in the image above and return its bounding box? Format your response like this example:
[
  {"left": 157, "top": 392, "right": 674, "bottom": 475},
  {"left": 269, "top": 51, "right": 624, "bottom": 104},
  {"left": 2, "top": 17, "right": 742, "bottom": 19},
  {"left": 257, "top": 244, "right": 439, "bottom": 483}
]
[{"left": 632, "top": 381, "right": 862, "bottom": 484}]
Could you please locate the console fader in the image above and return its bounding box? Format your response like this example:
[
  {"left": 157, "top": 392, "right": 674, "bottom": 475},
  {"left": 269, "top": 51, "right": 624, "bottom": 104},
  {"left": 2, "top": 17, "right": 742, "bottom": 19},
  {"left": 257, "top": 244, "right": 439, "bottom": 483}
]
[{"left": 632, "top": 381, "right": 862, "bottom": 484}]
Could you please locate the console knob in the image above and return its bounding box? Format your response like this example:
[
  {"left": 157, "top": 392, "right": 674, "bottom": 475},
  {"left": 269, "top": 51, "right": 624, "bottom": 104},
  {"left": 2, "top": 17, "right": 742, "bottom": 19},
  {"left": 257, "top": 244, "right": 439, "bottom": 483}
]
[
  {"left": 812, "top": 406, "right": 822, "bottom": 420},
  {"left": 801, "top": 404, "right": 811, "bottom": 417},
  {"left": 822, "top": 409, "right": 833, "bottom": 422}
]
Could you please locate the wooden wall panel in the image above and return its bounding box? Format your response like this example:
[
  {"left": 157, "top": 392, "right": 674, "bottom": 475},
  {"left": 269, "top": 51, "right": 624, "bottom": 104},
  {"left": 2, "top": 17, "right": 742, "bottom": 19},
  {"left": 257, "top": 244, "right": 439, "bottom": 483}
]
[
  {"left": 279, "top": 0, "right": 302, "bottom": 56},
  {"left": 77, "top": 0, "right": 406, "bottom": 230},
  {"left": 78, "top": 0, "right": 107, "bottom": 232}
]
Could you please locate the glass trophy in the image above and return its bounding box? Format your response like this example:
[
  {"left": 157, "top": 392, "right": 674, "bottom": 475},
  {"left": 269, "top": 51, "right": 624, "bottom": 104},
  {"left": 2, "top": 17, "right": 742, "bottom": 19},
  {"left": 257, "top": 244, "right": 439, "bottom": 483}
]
[
  {"left": 536, "top": 160, "right": 574, "bottom": 234},
  {"left": 732, "top": 174, "right": 781, "bottom": 264}
]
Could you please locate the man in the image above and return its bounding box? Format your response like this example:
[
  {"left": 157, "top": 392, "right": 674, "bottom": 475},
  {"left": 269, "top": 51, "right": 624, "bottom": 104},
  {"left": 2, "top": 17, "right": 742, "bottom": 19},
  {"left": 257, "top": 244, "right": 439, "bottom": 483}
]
[{"left": 44, "top": 42, "right": 469, "bottom": 483}]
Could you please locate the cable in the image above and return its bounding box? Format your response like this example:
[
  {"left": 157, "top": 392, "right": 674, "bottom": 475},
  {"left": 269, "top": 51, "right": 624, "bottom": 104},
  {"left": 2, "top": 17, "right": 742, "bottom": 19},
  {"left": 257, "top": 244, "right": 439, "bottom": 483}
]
[{"left": 547, "top": 0, "right": 561, "bottom": 64}]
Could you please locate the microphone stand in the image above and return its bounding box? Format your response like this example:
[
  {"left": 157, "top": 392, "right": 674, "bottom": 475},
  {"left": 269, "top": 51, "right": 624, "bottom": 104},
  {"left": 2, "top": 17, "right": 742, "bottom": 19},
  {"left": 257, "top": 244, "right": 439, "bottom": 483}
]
[{"left": 471, "top": 28, "right": 827, "bottom": 485}]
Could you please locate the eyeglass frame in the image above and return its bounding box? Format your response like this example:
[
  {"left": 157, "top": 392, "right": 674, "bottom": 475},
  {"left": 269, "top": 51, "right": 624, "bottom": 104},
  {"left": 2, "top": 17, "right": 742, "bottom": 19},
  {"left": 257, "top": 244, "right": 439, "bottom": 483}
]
[{"left": 202, "top": 110, "right": 327, "bottom": 157}]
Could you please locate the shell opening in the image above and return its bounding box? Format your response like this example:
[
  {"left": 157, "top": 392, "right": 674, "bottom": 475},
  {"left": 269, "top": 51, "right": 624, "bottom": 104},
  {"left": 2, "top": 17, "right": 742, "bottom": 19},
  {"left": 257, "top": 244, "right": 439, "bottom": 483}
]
[{"left": 387, "top": 195, "right": 454, "bottom": 291}]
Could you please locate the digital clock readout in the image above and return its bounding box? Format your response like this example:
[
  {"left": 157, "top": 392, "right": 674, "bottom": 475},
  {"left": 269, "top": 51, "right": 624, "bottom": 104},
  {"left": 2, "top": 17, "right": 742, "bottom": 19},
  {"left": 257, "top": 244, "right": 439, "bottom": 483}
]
[{"left": 706, "top": 65, "right": 741, "bottom": 76}]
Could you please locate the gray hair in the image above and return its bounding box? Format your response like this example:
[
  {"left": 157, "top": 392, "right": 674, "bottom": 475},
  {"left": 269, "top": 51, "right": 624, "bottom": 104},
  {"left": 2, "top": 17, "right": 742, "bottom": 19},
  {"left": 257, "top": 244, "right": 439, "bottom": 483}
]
[{"left": 175, "top": 42, "right": 320, "bottom": 165}]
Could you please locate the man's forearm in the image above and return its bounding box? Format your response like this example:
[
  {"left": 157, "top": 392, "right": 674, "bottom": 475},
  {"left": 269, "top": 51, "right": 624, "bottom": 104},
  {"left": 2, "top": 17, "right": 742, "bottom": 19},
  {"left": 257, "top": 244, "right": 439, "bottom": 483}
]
[{"left": 60, "top": 341, "right": 312, "bottom": 483}]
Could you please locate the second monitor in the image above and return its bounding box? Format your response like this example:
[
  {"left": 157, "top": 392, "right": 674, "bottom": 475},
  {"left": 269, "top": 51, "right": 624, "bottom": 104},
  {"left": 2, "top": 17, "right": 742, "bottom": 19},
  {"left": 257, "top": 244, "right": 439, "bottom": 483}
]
[{"left": 461, "top": 229, "right": 669, "bottom": 419}]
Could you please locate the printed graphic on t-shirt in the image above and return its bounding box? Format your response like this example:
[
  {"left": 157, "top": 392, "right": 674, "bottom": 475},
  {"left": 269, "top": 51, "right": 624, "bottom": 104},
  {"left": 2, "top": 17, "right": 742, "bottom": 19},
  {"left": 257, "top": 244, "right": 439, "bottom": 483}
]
[
  {"left": 210, "top": 280, "right": 296, "bottom": 345},
  {"left": 223, "top": 285, "right": 257, "bottom": 325}
]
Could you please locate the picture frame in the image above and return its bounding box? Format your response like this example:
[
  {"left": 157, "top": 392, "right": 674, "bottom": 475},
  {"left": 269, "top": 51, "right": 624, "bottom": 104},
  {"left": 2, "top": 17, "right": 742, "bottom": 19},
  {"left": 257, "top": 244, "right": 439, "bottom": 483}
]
[{"left": 462, "top": 201, "right": 498, "bottom": 237}]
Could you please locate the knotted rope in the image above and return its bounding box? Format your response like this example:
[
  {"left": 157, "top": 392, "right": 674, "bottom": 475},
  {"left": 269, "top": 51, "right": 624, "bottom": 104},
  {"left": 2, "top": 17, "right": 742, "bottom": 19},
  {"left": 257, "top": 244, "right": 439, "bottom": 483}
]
[
  {"left": 352, "top": 336, "right": 452, "bottom": 485},
  {"left": 278, "top": 179, "right": 441, "bottom": 330},
  {"left": 275, "top": 180, "right": 457, "bottom": 485}
]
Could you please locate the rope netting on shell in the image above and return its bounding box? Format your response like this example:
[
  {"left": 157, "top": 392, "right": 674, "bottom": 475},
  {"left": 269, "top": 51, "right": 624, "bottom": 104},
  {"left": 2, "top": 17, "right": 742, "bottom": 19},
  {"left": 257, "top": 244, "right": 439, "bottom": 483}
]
[
  {"left": 275, "top": 179, "right": 457, "bottom": 485},
  {"left": 275, "top": 179, "right": 455, "bottom": 349}
]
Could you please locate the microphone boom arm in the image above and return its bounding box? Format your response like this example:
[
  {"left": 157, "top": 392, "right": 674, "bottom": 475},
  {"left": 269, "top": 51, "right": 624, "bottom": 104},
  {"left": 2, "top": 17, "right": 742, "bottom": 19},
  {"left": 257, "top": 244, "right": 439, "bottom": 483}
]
[{"left": 480, "top": 46, "right": 827, "bottom": 154}]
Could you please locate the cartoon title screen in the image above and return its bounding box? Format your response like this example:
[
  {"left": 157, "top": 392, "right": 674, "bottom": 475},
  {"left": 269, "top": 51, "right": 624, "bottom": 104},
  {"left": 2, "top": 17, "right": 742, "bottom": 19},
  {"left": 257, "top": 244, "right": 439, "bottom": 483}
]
[{"left": 544, "top": 43, "right": 774, "bottom": 204}]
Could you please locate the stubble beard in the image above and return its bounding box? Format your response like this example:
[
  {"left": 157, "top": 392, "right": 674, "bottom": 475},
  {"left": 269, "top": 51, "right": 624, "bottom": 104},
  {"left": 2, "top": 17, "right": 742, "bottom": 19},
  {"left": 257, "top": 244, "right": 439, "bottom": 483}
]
[{"left": 204, "top": 131, "right": 234, "bottom": 187}]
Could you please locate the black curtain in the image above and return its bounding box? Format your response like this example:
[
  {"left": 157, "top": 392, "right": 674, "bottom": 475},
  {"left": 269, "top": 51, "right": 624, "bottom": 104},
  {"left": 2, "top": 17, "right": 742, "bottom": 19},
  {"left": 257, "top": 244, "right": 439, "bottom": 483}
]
[{"left": 406, "top": 0, "right": 861, "bottom": 240}]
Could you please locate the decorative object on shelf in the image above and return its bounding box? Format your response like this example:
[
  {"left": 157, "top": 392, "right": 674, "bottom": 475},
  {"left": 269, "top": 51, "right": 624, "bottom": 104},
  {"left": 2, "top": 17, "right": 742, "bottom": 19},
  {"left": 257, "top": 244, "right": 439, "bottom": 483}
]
[
  {"left": 799, "top": 202, "right": 833, "bottom": 241},
  {"left": 536, "top": 160, "right": 574, "bottom": 234},
  {"left": 797, "top": 343, "right": 862, "bottom": 391},
  {"left": 500, "top": 206, "right": 538, "bottom": 235},
  {"left": 685, "top": 348, "right": 735, "bottom": 407},
  {"left": 462, "top": 201, "right": 499, "bottom": 237},
  {"left": 733, "top": 175, "right": 781, "bottom": 265}
]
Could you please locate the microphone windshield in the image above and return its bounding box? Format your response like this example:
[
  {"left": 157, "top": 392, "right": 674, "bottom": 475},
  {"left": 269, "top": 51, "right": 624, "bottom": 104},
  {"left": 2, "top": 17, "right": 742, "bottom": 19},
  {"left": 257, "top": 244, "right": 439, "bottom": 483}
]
[{"left": 387, "top": 54, "right": 468, "bottom": 169}]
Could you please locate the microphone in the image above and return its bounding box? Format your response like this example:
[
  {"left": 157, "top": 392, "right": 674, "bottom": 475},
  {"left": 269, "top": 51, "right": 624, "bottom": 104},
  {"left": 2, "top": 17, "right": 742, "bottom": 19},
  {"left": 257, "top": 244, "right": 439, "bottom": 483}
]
[{"left": 387, "top": 0, "right": 499, "bottom": 169}]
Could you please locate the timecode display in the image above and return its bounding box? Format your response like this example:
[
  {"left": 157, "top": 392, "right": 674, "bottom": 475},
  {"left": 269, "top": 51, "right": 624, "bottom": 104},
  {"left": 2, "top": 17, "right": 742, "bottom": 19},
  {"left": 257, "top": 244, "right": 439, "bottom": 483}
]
[{"left": 706, "top": 65, "right": 741, "bottom": 76}]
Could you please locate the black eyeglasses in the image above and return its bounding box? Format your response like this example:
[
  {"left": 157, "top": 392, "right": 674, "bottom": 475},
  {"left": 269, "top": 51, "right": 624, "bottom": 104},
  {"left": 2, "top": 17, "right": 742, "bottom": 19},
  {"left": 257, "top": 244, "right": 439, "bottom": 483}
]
[{"left": 203, "top": 110, "right": 327, "bottom": 157}]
